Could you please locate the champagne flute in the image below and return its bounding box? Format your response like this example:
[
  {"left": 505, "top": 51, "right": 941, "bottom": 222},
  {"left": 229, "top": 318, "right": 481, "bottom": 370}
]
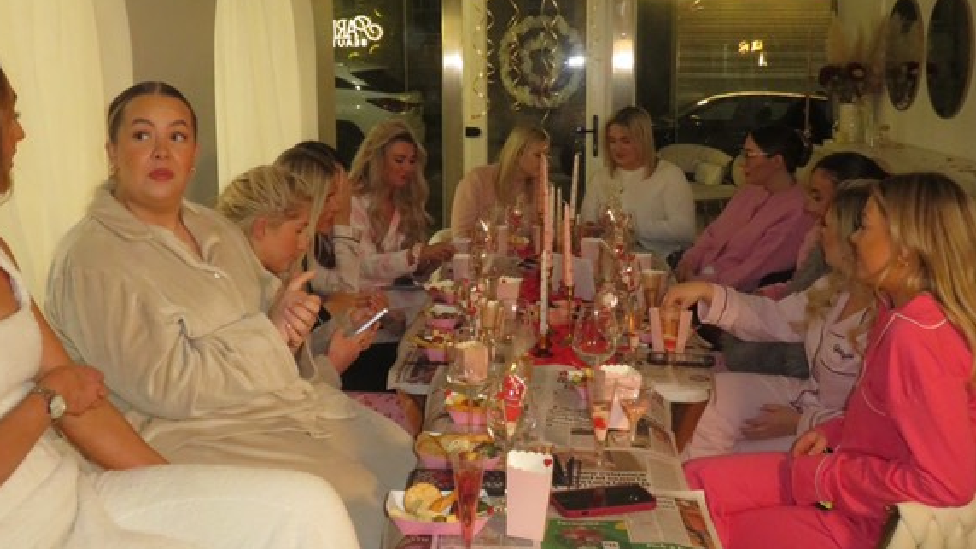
[
  {"left": 618, "top": 382, "right": 652, "bottom": 445},
  {"left": 449, "top": 451, "right": 487, "bottom": 549},
  {"left": 586, "top": 378, "right": 613, "bottom": 467}
]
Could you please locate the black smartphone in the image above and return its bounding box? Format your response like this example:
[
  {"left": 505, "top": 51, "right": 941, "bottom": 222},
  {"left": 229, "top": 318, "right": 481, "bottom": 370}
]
[
  {"left": 646, "top": 351, "right": 716, "bottom": 369},
  {"left": 551, "top": 483, "right": 657, "bottom": 518}
]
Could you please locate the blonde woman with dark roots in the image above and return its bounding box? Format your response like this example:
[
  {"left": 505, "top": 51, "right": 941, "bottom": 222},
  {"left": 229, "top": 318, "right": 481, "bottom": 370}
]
[
  {"left": 1, "top": 69, "right": 358, "bottom": 548},
  {"left": 348, "top": 119, "right": 453, "bottom": 290},
  {"left": 217, "top": 165, "right": 376, "bottom": 387},
  {"left": 450, "top": 125, "right": 549, "bottom": 236},
  {"left": 45, "top": 80, "right": 415, "bottom": 549},
  {"left": 580, "top": 106, "right": 695, "bottom": 258}
]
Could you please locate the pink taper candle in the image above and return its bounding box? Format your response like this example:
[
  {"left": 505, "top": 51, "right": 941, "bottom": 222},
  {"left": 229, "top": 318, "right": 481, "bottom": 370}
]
[{"left": 563, "top": 203, "right": 573, "bottom": 289}]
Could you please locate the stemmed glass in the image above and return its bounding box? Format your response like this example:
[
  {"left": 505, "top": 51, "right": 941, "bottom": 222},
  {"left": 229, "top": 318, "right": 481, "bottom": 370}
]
[
  {"left": 572, "top": 305, "right": 620, "bottom": 372},
  {"left": 618, "top": 381, "right": 652, "bottom": 445},
  {"left": 449, "top": 451, "right": 487, "bottom": 549},
  {"left": 586, "top": 377, "right": 613, "bottom": 467},
  {"left": 446, "top": 328, "right": 490, "bottom": 433}
]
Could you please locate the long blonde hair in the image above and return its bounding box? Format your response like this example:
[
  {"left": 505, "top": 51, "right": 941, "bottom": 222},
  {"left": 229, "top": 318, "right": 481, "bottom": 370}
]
[
  {"left": 603, "top": 106, "right": 657, "bottom": 177},
  {"left": 274, "top": 141, "right": 343, "bottom": 272},
  {"left": 216, "top": 165, "right": 313, "bottom": 239},
  {"left": 348, "top": 119, "right": 431, "bottom": 248},
  {"left": 871, "top": 172, "right": 976, "bottom": 380},
  {"left": 803, "top": 179, "right": 876, "bottom": 351},
  {"left": 494, "top": 125, "right": 549, "bottom": 208}
]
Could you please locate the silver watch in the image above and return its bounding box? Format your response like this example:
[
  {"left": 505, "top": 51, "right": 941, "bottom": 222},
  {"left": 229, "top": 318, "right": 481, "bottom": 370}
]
[{"left": 29, "top": 384, "right": 67, "bottom": 421}]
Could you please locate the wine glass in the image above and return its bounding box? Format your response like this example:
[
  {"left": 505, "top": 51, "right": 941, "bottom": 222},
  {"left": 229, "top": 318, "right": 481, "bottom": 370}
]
[
  {"left": 446, "top": 328, "right": 490, "bottom": 433},
  {"left": 618, "top": 382, "right": 652, "bottom": 445},
  {"left": 572, "top": 305, "right": 620, "bottom": 371}
]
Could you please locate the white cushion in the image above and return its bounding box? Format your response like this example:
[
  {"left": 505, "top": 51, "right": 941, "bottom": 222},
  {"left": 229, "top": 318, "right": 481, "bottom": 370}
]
[
  {"left": 882, "top": 498, "right": 976, "bottom": 549},
  {"left": 658, "top": 144, "right": 733, "bottom": 178},
  {"left": 694, "top": 162, "right": 726, "bottom": 186}
]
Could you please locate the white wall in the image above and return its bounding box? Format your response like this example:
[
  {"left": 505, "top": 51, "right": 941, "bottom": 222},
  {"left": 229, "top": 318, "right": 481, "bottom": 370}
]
[
  {"left": 126, "top": 0, "right": 219, "bottom": 205},
  {"left": 841, "top": 0, "right": 976, "bottom": 162}
]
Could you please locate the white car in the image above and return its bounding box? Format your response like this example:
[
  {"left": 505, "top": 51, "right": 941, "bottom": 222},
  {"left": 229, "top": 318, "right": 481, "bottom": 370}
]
[{"left": 335, "top": 64, "right": 426, "bottom": 165}]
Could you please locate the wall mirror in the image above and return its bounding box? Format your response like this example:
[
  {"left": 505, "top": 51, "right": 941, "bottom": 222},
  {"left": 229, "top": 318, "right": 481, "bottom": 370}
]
[
  {"left": 927, "top": 0, "right": 973, "bottom": 118},
  {"left": 886, "top": 0, "right": 925, "bottom": 110}
]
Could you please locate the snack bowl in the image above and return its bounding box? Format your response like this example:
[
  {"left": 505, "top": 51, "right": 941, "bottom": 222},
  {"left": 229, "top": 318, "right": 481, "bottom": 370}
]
[
  {"left": 447, "top": 405, "right": 487, "bottom": 426},
  {"left": 386, "top": 491, "right": 491, "bottom": 537},
  {"left": 426, "top": 304, "right": 462, "bottom": 330}
]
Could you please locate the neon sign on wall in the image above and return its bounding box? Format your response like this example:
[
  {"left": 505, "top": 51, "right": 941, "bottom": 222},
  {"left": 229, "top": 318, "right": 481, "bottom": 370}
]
[{"left": 333, "top": 15, "right": 384, "bottom": 48}]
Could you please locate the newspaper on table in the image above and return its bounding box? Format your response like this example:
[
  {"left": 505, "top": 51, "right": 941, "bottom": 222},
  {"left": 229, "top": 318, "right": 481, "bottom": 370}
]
[
  {"left": 391, "top": 347, "right": 444, "bottom": 395},
  {"left": 397, "top": 491, "right": 723, "bottom": 549}
]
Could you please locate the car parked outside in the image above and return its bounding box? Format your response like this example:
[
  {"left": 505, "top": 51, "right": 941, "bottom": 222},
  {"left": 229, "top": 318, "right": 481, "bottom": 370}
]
[
  {"left": 335, "top": 63, "right": 425, "bottom": 166},
  {"left": 652, "top": 91, "right": 832, "bottom": 156}
]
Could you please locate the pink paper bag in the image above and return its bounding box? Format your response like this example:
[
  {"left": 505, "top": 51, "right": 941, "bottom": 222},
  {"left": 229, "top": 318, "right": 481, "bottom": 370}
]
[{"left": 505, "top": 451, "right": 553, "bottom": 541}]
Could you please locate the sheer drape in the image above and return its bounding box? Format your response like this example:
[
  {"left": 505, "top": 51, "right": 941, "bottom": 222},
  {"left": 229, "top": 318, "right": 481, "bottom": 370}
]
[
  {"left": 0, "top": 0, "right": 131, "bottom": 300},
  {"left": 214, "top": 0, "right": 316, "bottom": 189}
]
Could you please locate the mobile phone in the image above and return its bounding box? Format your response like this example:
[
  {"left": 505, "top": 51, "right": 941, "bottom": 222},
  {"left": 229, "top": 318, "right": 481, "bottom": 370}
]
[
  {"left": 646, "top": 351, "right": 716, "bottom": 369},
  {"left": 551, "top": 483, "right": 657, "bottom": 518},
  {"left": 347, "top": 307, "right": 389, "bottom": 337}
]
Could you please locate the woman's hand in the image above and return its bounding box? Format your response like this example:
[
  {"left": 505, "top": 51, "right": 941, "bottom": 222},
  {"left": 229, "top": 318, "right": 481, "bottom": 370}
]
[
  {"left": 792, "top": 428, "right": 830, "bottom": 457},
  {"left": 327, "top": 324, "right": 373, "bottom": 374},
  {"left": 418, "top": 242, "right": 455, "bottom": 266},
  {"left": 36, "top": 364, "right": 107, "bottom": 416},
  {"left": 663, "top": 282, "right": 716, "bottom": 310},
  {"left": 270, "top": 271, "right": 322, "bottom": 350},
  {"left": 741, "top": 404, "right": 801, "bottom": 440}
]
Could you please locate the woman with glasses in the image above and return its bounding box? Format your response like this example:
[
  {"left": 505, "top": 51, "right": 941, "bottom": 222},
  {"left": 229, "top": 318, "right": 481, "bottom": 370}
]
[
  {"left": 580, "top": 106, "right": 696, "bottom": 259},
  {"left": 675, "top": 125, "right": 816, "bottom": 292}
]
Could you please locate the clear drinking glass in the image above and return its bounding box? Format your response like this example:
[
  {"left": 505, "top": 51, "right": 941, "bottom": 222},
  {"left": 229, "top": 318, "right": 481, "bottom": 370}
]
[
  {"left": 446, "top": 328, "right": 490, "bottom": 432},
  {"left": 618, "top": 382, "right": 652, "bottom": 445},
  {"left": 572, "top": 305, "right": 620, "bottom": 371},
  {"left": 449, "top": 451, "right": 487, "bottom": 549},
  {"left": 586, "top": 378, "right": 613, "bottom": 467}
]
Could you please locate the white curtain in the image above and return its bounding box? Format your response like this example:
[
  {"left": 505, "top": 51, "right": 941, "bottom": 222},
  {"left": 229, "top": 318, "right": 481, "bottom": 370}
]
[
  {"left": 214, "top": 0, "right": 317, "bottom": 189},
  {"left": 0, "top": 0, "right": 131, "bottom": 300}
]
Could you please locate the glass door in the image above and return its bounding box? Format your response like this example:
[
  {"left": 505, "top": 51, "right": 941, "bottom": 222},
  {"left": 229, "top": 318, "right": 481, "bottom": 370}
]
[{"left": 443, "top": 0, "right": 635, "bottom": 225}]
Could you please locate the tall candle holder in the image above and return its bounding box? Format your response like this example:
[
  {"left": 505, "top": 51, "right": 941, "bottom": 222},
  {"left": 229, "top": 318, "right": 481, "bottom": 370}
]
[{"left": 532, "top": 328, "right": 554, "bottom": 358}]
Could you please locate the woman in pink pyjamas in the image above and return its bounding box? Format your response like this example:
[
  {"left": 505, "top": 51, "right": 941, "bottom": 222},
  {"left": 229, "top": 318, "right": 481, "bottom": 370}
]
[
  {"left": 682, "top": 173, "right": 976, "bottom": 549},
  {"left": 668, "top": 181, "right": 874, "bottom": 460}
]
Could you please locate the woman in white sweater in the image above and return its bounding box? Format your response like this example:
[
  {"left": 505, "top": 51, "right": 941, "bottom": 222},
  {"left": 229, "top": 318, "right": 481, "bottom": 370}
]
[{"left": 580, "top": 106, "right": 695, "bottom": 258}]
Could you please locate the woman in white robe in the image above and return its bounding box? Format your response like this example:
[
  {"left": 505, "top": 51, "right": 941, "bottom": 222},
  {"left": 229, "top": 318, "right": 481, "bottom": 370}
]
[
  {"left": 1, "top": 68, "right": 358, "bottom": 549},
  {"left": 44, "top": 81, "right": 415, "bottom": 549}
]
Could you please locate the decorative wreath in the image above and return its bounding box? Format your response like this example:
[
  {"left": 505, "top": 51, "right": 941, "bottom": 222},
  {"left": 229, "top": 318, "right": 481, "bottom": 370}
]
[{"left": 498, "top": 15, "right": 583, "bottom": 110}]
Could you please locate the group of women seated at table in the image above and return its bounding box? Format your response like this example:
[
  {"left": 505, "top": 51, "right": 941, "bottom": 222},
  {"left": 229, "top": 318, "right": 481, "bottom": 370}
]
[
  {"left": 449, "top": 103, "right": 976, "bottom": 549},
  {"left": 3, "top": 62, "right": 975, "bottom": 549}
]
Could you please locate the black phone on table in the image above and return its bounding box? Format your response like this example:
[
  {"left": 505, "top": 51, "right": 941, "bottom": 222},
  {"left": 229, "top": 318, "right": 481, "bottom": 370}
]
[{"left": 551, "top": 483, "right": 657, "bottom": 518}]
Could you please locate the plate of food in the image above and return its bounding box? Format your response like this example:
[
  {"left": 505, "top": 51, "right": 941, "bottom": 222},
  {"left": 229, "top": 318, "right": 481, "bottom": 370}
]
[
  {"left": 414, "top": 432, "right": 501, "bottom": 470},
  {"left": 386, "top": 484, "right": 493, "bottom": 536}
]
